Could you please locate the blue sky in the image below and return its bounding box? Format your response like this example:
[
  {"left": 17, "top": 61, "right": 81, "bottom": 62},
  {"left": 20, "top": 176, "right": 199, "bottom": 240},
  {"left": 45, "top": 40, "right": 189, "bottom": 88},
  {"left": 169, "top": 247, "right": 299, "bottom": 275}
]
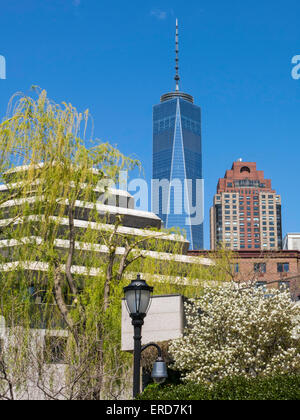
[{"left": 0, "top": 0, "right": 300, "bottom": 248}]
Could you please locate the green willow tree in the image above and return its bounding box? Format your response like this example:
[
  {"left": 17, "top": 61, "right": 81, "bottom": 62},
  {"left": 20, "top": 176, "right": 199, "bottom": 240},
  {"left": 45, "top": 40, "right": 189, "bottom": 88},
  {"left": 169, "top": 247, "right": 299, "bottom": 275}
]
[{"left": 0, "top": 89, "right": 231, "bottom": 400}]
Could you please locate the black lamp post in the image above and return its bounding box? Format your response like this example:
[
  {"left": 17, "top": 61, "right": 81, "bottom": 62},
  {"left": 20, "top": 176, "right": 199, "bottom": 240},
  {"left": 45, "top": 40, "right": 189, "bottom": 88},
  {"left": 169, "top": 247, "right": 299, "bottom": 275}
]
[{"left": 123, "top": 274, "right": 168, "bottom": 398}]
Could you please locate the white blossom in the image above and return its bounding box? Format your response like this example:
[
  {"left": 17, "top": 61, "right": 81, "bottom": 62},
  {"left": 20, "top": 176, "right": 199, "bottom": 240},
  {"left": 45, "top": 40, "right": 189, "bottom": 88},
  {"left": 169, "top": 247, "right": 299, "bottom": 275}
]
[{"left": 169, "top": 284, "right": 300, "bottom": 384}]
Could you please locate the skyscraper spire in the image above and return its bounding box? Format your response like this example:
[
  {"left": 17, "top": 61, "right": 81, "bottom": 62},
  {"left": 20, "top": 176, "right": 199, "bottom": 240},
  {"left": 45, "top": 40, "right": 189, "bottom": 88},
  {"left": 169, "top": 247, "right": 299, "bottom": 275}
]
[
  {"left": 174, "top": 18, "right": 180, "bottom": 91},
  {"left": 160, "top": 18, "right": 194, "bottom": 103}
]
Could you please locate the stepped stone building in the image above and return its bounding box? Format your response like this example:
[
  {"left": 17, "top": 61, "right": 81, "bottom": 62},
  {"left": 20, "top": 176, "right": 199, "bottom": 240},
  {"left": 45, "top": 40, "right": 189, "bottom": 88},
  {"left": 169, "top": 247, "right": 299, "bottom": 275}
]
[
  {"left": 0, "top": 163, "right": 212, "bottom": 399},
  {"left": 0, "top": 164, "right": 212, "bottom": 293}
]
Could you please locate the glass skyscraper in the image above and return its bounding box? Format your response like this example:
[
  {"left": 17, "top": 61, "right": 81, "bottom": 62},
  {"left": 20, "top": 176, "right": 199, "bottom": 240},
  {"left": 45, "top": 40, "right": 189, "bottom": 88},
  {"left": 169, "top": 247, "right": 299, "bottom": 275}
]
[{"left": 152, "top": 20, "right": 204, "bottom": 250}]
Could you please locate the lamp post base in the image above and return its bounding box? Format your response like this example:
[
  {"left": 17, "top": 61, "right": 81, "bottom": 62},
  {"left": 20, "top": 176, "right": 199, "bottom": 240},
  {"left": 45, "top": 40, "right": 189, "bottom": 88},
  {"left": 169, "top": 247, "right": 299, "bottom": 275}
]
[{"left": 132, "top": 317, "right": 144, "bottom": 399}]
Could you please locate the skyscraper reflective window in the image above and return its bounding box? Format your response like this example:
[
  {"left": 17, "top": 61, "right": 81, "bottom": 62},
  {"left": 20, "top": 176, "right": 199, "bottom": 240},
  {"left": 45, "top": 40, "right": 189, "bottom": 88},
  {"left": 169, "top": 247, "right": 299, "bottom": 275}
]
[{"left": 152, "top": 96, "right": 203, "bottom": 250}]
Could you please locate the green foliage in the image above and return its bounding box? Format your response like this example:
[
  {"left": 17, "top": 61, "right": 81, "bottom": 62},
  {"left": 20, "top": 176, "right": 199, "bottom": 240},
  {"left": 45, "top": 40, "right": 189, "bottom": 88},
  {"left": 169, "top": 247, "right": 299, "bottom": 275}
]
[
  {"left": 137, "top": 375, "right": 300, "bottom": 400},
  {"left": 0, "top": 89, "right": 231, "bottom": 399},
  {"left": 0, "top": 88, "right": 142, "bottom": 398}
]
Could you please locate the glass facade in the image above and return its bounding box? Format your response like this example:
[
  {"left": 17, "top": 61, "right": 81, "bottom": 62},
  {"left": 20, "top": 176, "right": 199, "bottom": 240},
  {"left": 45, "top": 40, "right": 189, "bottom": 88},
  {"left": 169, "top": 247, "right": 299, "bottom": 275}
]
[{"left": 152, "top": 96, "right": 204, "bottom": 250}]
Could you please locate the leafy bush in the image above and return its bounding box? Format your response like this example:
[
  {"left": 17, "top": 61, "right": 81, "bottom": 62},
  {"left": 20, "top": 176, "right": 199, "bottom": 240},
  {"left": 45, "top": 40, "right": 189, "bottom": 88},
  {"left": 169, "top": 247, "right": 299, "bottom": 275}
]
[
  {"left": 137, "top": 375, "right": 300, "bottom": 400},
  {"left": 170, "top": 286, "right": 300, "bottom": 384}
]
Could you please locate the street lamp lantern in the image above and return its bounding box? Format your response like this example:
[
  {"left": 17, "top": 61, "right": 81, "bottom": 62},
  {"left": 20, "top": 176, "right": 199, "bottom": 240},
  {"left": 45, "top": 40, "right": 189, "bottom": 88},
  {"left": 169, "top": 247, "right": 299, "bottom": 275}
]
[
  {"left": 123, "top": 275, "right": 167, "bottom": 398},
  {"left": 151, "top": 357, "right": 168, "bottom": 384},
  {"left": 124, "top": 274, "right": 153, "bottom": 318}
]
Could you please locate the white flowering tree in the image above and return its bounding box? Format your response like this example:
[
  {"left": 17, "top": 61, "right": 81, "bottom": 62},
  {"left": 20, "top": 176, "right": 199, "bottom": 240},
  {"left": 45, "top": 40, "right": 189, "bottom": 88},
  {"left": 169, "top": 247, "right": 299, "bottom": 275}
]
[{"left": 169, "top": 285, "right": 300, "bottom": 384}]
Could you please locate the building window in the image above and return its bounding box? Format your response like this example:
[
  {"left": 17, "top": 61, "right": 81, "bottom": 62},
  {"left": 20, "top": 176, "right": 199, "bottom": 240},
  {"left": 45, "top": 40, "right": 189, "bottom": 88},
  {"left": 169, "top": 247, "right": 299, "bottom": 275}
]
[
  {"left": 254, "top": 263, "right": 266, "bottom": 273},
  {"left": 277, "top": 263, "right": 290, "bottom": 273},
  {"left": 279, "top": 281, "right": 290, "bottom": 291},
  {"left": 231, "top": 263, "right": 239, "bottom": 274},
  {"left": 240, "top": 166, "right": 251, "bottom": 173},
  {"left": 255, "top": 281, "right": 267, "bottom": 292}
]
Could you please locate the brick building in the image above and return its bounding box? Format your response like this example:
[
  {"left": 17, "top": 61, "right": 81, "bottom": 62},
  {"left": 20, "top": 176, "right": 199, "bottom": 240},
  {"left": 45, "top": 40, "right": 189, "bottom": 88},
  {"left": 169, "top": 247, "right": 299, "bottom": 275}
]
[
  {"left": 210, "top": 160, "right": 282, "bottom": 251},
  {"left": 188, "top": 250, "right": 300, "bottom": 301}
]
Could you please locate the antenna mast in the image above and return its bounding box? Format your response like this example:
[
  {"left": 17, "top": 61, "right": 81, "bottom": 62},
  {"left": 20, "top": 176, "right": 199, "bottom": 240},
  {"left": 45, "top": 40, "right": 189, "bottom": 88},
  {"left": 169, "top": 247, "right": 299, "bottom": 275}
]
[{"left": 174, "top": 19, "right": 180, "bottom": 91}]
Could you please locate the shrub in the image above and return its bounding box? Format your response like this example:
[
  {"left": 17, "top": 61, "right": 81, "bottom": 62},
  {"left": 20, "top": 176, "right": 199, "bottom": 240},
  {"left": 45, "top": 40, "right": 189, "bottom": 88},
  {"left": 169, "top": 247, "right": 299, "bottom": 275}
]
[
  {"left": 169, "top": 285, "right": 300, "bottom": 384},
  {"left": 137, "top": 375, "right": 300, "bottom": 400}
]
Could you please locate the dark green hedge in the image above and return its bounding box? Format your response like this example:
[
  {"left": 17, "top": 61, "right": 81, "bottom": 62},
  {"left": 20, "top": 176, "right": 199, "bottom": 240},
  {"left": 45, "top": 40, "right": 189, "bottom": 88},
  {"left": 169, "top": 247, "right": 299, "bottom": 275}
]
[{"left": 137, "top": 375, "right": 300, "bottom": 400}]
